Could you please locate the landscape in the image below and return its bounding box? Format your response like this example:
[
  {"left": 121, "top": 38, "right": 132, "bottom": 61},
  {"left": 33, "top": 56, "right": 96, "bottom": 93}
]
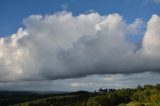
[
  {"left": 0, "top": 84, "right": 160, "bottom": 106},
  {"left": 0, "top": 0, "right": 160, "bottom": 106}
]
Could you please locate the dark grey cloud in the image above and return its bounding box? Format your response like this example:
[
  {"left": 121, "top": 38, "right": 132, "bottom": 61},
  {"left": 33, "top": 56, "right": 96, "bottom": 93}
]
[{"left": 0, "top": 72, "right": 160, "bottom": 91}]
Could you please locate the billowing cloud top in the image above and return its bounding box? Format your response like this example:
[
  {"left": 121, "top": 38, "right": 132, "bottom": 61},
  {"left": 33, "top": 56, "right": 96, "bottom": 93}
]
[{"left": 0, "top": 11, "right": 160, "bottom": 82}]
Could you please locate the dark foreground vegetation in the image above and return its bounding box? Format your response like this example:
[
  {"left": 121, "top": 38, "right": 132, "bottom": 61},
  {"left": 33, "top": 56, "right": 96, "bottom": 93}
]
[{"left": 0, "top": 84, "right": 160, "bottom": 106}]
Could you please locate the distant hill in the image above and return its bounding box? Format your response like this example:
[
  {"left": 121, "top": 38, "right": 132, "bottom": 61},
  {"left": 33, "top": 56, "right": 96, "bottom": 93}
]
[
  {"left": 0, "top": 91, "right": 70, "bottom": 106},
  {"left": 0, "top": 84, "right": 160, "bottom": 106}
]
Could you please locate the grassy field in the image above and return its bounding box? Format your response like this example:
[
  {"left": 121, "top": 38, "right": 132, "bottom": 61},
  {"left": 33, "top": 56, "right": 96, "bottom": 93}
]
[{"left": 11, "top": 92, "right": 91, "bottom": 106}]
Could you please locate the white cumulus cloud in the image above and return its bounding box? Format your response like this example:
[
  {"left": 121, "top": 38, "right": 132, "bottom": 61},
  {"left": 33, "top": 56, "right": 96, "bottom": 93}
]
[{"left": 0, "top": 11, "right": 160, "bottom": 82}]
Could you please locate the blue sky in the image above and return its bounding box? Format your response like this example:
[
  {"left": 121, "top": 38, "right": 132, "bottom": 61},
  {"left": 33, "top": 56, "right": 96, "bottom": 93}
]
[{"left": 0, "top": 0, "right": 160, "bottom": 37}]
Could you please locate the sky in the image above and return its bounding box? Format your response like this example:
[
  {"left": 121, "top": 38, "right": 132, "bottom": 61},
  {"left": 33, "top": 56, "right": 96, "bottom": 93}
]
[{"left": 0, "top": 0, "right": 160, "bottom": 91}]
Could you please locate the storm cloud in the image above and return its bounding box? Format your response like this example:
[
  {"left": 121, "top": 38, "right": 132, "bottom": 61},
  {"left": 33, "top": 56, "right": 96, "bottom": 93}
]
[{"left": 0, "top": 11, "right": 160, "bottom": 82}]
